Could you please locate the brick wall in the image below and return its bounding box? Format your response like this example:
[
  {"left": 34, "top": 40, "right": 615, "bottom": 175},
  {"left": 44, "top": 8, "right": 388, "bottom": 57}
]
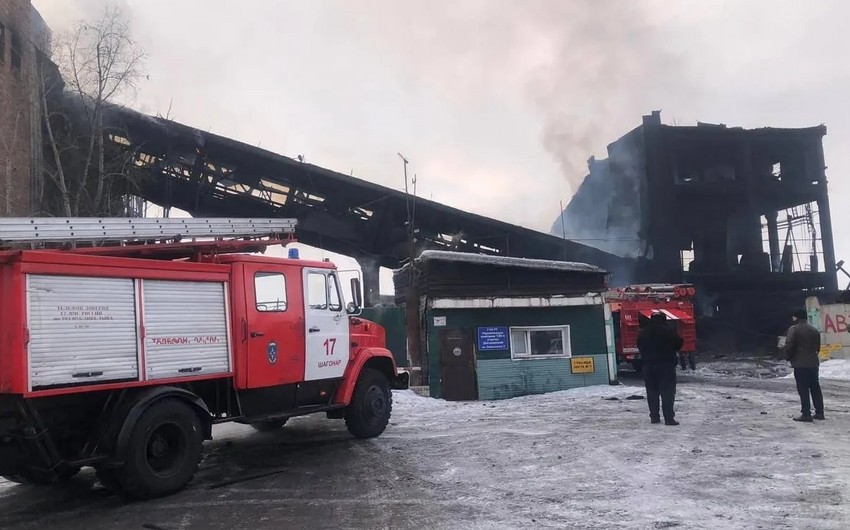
[{"left": 0, "top": 0, "right": 45, "bottom": 216}]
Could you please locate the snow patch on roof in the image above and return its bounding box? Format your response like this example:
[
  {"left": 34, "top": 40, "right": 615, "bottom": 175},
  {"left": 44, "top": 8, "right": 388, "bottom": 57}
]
[{"left": 415, "top": 250, "right": 605, "bottom": 274}]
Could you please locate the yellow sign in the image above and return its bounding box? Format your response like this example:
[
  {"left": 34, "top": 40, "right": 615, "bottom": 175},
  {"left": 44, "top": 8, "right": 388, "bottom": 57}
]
[
  {"left": 571, "top": 356, "right": 595, "bottom": 374},
  {"left": 819, "top": 343, "right": 841, "bottom": 361}
]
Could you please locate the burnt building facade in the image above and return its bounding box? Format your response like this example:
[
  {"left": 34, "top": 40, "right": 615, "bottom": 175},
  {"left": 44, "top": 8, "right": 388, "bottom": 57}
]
[
  {"left": 554, "top": 111, "right": 837, "bottom": 348},
  {"left": 0, "top": 0, "right": 50, "bottom": 216}
]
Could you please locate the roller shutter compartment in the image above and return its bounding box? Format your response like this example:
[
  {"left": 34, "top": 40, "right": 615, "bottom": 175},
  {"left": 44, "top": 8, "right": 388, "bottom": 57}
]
[
  {"left": 142, "top": 280, "right": 231, "bottom": 380},
  {"left": 27, "top": 275, "right": 139, "bottom": 388}
]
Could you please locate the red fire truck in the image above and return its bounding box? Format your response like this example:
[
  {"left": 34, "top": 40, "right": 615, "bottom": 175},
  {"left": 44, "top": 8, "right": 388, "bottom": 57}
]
[
  {"left": 605, "top": 284, "right": 697, "bottom": 371},
  {"left": 0, "top": 218, "right": 408, "bottom": 499}
]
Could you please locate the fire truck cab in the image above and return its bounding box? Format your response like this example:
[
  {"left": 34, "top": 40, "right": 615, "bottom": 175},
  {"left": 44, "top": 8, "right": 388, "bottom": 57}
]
[
  {"left": 0, "top": 218, "right": 408, "bottom": 499},
  {"left": 605, "top": 284, "right": 697, "bottom": 372}
]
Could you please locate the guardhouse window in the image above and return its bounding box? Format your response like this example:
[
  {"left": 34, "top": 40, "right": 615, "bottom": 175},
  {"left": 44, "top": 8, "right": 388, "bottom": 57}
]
[
  {"left": 254, "top": 272, "right": 287, "bottom": 312},
  {"left": 10, "top": 30, "right": 22, "bottom": 74},
  {"left": 510, "top": 326, "right": 571, "bottom": 360}
]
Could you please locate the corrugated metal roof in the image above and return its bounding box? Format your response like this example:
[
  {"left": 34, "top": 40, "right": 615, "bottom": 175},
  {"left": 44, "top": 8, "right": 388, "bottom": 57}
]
[{"left": 415, "top": 250, "right": 604, "bottom": 274}]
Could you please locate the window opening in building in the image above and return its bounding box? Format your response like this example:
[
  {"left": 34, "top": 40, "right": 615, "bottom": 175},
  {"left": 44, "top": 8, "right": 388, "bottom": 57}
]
[
  {"left": 0, "top": 23, "right": 6, "bottom": 63},
  {"left": 681, "top": 247, "right": 694, "bottom": 272},
  {"left": 11, "top": 30, "right": 22, "bottom": 73}
]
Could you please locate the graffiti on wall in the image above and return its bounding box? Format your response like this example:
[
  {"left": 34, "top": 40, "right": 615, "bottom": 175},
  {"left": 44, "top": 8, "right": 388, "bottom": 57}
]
[{"left": 806, "top": 299, "right": 850, "bottom": 360}]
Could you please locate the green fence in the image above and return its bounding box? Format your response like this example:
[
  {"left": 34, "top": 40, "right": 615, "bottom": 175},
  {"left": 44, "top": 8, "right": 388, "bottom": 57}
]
[{"left": 360, "top": 306, "right": 408, "bottom": 367}]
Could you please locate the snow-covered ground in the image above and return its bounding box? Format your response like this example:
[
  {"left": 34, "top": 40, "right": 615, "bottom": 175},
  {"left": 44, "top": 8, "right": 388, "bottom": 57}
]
[
  {"left": 685, "top": 357, "right": 792, "bottom": 380},
  {"left": 2, "top": 368, "right": 849, "bottom": 530},
  {"left": 695, "top": 356, "right": 850, "bottom": 382},
  {"left": 779, "top": 359, "right": 850, "bottom": 381},
  {"left": 819, "top": 359, "right": 850, "bottom": 380},
  {"left": 384, "top": 380, "right": 850, "bottom": 530}
]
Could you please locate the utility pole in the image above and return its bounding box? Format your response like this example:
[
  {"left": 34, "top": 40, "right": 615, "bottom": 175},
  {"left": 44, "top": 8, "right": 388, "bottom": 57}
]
[
  {"left": 411, "top": 172, "right": 418, "bottom": 253},
  {"left": 398, "top": 153, "right": 414, "bottom": 279},
  {"left": 398, "top": 153, "right": 418, "bottom": 383},
  {"left": 559, "top": 200, "right": 568, "bottom": 260},
  {"left": 399, "top": 152, "right": 410, "bottom": 219}
]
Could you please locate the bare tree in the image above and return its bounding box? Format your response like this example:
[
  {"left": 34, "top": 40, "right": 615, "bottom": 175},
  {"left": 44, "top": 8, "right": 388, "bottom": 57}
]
[
  {"left": 0, "top": 108, "right": 22, "bottom": 215},
  {"left": 39, "top": 69, "right": 73, "bottom": 216},
  {"left": 41, "top": 5, "right": 146, "bottom": 217}
]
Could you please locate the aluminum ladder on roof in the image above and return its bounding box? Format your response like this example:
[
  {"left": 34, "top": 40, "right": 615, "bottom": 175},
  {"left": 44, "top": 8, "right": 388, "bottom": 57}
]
[{"left": 0, "top": 217, "right": 298, "bottom": 245}]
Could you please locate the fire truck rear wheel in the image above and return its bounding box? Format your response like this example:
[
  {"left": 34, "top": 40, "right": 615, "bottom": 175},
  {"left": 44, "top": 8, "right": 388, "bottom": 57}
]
[
  {"left": 116, "top": 399, "right": 204, "bottom": 500},
  {"left": 345, "top": 368, "right": 392, "bottom": 439}
]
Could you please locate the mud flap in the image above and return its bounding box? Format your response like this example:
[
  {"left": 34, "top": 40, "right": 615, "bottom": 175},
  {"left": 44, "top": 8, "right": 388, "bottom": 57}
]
[
  {"left": 0, "top": 445, "right": 20, "bottom": 475},
  {"left": 392, "top": 370, "right": 410, "bottom": 390}
]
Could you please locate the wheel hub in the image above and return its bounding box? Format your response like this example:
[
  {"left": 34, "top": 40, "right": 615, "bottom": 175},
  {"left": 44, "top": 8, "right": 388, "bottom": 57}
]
[
  {"left": 145, "top": 422, "right": 185, "bottom": 477},
  {"left": 365, "top": 386, "right": 387, "bottom": 419}
]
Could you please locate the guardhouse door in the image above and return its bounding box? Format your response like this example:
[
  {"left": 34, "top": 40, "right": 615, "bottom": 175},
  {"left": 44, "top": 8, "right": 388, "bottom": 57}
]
[{"left": 439, "top": 328, "right": 478, "bottom": 401}]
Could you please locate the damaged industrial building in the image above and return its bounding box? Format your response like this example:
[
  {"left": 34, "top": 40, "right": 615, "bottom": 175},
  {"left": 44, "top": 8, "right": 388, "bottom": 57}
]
[
  {"left": 1, "top": 1, "right": 840, "bottom": 387},
  {"left": 553, "top": 111, "right": 837, "bottom": 350}
]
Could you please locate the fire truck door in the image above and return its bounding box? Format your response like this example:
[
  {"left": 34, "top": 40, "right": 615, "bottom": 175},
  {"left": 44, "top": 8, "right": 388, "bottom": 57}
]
[
  {"left": 244, "top": 264, "right": 305, "bottom": 388},
  {"left": 303, "top": 269, "right": 350, "bottom": 382}
]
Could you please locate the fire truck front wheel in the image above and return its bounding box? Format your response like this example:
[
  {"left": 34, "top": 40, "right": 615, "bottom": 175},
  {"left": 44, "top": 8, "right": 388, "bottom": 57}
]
[
  {"left": 116, "top": 399, "right": 204, "bottom": 500},
  {"left": 345, "top": 368, "right": 392, "bottom": 439}
]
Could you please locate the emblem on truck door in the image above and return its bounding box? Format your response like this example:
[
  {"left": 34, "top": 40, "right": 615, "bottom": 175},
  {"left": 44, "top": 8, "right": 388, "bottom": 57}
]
[{"left": 267, "top": 341, "right": 278, "bottom": 364}]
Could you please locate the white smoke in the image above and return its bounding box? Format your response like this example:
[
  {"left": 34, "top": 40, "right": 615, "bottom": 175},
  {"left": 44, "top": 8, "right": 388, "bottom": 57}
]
[
  {"left": 338, "top": 0, "right": 696, "bottom": 194},
  {"left": 33, "top": 0, "right": 698, "bottom": 232}
]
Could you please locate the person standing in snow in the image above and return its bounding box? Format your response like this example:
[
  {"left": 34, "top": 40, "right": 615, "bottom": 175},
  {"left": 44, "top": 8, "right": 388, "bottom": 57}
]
[
  {"left": 782, "top": 308, "right": 824, "bottom": 422},
  {"left": 637, "top": 312, "right": 684, "bottom": 426}
]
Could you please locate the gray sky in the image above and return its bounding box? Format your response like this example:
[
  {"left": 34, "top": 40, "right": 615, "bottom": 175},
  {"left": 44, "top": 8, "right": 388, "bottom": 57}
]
[{"left": 32, "top": 0, "right": 850, "bottom": 290}]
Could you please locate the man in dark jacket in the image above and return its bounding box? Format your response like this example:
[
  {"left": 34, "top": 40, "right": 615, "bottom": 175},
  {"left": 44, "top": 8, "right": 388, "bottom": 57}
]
[
  {"left": 783, "top": 308, "right": 824, "bottom": 422},
  {"left": 637, "top": 312, "right": 684, "bottom": 426}
]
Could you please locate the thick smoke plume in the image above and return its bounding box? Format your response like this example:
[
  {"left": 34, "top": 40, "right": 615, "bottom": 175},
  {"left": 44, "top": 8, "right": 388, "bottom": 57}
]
[
  {"left": 342, "top": 0, "right": 692, "bottom": 194},
  {"left": 34, "top": 0, "right": 697, "bottom": 233}
]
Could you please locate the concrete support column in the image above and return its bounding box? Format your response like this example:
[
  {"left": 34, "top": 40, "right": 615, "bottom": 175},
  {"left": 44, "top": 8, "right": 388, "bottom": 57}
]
[
  {"left": 818, "top": 197, "right": 837, "bottom": 286},
  {"left": 358, "top": 256, "right": 381, "bottom": 307},
  {"left": 739, "top": 140, "right": 769, "bottom": 271},
  {"left": 815, "top": 140, "right": 838, "bottom": 290},
  {"left": 767, "top": 211, "right": 780, "bottom": 272}
]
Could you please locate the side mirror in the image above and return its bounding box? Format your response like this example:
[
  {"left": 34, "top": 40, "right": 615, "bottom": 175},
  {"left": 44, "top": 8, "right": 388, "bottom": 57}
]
[
  {"left": 350, "top": 277, "right": 363, "bottom": 308},
  {"left": 346, "top": 302, "right": 358, "bottom": 315}
]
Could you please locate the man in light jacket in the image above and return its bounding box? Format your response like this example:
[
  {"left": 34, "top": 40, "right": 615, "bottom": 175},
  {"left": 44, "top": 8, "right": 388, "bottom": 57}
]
[{"left": 782, "top": 308, "right": 824, "bottom": 422}]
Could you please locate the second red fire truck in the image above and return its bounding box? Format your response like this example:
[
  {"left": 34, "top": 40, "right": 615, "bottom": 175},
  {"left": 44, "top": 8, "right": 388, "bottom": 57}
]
[{"left": 605, "top": 284, "right": 698, "bottom": 371}]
